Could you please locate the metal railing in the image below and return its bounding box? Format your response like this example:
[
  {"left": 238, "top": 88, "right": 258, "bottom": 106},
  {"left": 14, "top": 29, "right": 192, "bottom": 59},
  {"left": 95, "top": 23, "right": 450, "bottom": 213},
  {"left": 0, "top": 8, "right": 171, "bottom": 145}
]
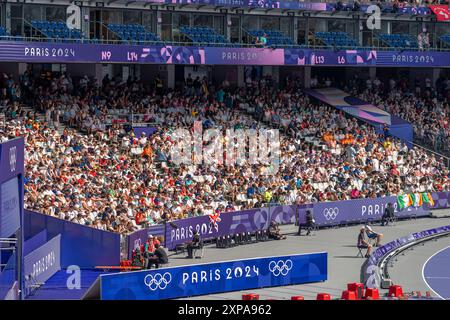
[
  {"left": 412, "top": 140, "right": 450, "bottom": 168},
  {"left": 2, "top": 33, "right": 450, "bottom": 52}
]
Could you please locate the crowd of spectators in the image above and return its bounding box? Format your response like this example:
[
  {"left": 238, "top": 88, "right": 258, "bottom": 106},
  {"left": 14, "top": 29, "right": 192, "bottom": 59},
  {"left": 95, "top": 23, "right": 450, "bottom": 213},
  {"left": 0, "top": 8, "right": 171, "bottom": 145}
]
[
  {"left": 0, "top": 70, "right": 449, "bottom": 235},
  {"left": 342, "top": 74, "right": 450, "bottom": 157}
]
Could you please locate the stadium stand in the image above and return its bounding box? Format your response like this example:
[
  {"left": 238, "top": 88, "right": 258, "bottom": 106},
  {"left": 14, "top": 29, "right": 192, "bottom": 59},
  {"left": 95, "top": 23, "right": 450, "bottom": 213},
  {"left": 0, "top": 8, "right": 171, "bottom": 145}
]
[
  {"left": 0, "top": 26, "right": 10, "bottom": 39},
  {"left": 376, "top": 33, "right": 419, "bottom": 50},
  {"left": 179, "top": 26, "right": 232, "bottom": 47},
  {"left": 314, "top": 32, "right": 359, "bottom": 49},
  {"left": 107, "top": 23, "right": 163, "bottom": 45},
  {"left": 247, "top": 29, "right": 297, "bottom": 48},
  {"left": 0, "top": 71, "right": 449, "bottom": 234},
  {"left": 31, "top": 20, "right": 85, "bottom": 42},
  {"left": 440, "top": 34, "right": 450, "bottom": 48}
]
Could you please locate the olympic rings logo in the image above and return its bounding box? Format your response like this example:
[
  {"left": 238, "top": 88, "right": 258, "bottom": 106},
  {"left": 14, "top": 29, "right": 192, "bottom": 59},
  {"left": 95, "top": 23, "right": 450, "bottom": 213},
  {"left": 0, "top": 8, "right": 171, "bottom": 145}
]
[
  {"left": 268, "top": 259, "right": 293, "bottom": 277},
  {"left": 323, "top": 207, "right": 339, "bottom": 220},
  {"left": 144, "top": 272, "right": 172, "bottom": 291},
  {"left": 9, "top": 146, "right": 17, "bottom": 172}
]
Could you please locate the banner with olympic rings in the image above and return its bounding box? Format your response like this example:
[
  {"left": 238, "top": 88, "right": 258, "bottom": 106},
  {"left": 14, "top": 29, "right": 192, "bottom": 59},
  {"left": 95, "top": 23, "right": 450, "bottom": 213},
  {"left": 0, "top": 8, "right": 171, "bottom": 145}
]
[{"left": 98, "top": 252, "right": 327, "bottom": 300}]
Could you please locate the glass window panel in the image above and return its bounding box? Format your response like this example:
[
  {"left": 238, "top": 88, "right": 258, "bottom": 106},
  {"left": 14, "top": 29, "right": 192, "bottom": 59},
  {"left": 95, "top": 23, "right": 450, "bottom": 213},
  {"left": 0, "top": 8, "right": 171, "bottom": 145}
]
[
  {"left": 436, "top": 22, "right": 447, "bottom": 37},
  {"left": 380, "top": 20, "right": 389, "bottom": 34},
  {"left": 327, "top": 19, "right": 346, "bottom": 32},
  {"left": 173, "top": 12, "right": 190, "bottom": 42},
  {"left": 214, "top": 16, "right": 224, "bottom": 34},
  {"left": 123, "top": 11, "right": 141, "bottom": 25},
  {"left": 391, "top": 21, "right": 410, "bottom": 34},
  {"left": 45, "top": 6, "right": 66, "bottom": 22},
  {"left": 260, "top": 16, "right": 279, "bottom": 31},
  {"left": 102, "top": 10, "right": 122, "bottom": 25},
  {"left": 297, "top": 18, "right": 306, "bottom": 45},
  {"left": 230, "top": 16, "right": 240, "bottom": 43},
  {"left": 11, "top": 19, "right": 22, "bottom": 36},
  {"left": 143, "top": 11, "right": 155, "bottom": 32},
  {"left": 346, "top": 21, "right": 356, "bottom": 38},
  {"left": 11, "top": 5, "right": 22, "bottom": 19},
  {"left": 280, "top": 17, "right": 291, "bottom": 37},
  {"left": 309, "top": 18, "right": 326, "bottom": 33},
  {"left": 173, "top": 12, "right": 190, "bottom": 28},
  {"left": 161, "top": 12, "right": 172, "bottom": 41},
  {"left": 361, "top": 21, "right": 374, "bottom": 47},
  {"left": 24, "top": 5, "right": 42, "bottom": 22},
  {"left": 242, "top": 15, "right": 259, "bottom": 32},
  {"left": 193, "top": 14, "right": 213, "bottom": 27}
]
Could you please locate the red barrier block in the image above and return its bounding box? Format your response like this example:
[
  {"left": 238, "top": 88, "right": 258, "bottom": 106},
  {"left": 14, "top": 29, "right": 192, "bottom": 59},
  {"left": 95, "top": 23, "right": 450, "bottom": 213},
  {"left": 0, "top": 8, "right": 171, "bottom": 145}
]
[
  {"left": 347, "top": 282, "right": 364, "bottom": 299},
  {"left": 426, "top": 291, "right": 431, "bottom": 298},
  {"left": 291, "top": 296, "right": 305, "bottom": 300},
  {"left": 242, "top": 294, "right": 259, "bottom": 300},
  {"left": 316, "top": 293, "right": 331, "bottom": 300},
  {"left": 388, "top": 285, "right": 404, "bottom": 298},
  {"left": 341, "top": 290, "right": 357, "bottom": 300},
  {"left": 364, "top": 288, "right": 380, "bottom": 300}
]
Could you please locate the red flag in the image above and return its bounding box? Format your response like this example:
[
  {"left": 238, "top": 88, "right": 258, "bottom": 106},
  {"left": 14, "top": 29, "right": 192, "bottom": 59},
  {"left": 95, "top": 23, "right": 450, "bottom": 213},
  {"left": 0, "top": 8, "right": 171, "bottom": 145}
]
[
  {"left": 430, "top": 5, "right": 450, "bottom": 21},
  {"left": 208, "top": 211, "right": 222, "bottom": 232}
]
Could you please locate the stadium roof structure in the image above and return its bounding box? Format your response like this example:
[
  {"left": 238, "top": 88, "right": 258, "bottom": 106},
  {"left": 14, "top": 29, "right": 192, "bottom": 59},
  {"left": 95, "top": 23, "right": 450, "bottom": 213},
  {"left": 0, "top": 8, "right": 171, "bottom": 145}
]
[{"left": 304, "top": 87, "right": 413, "bottom": 144}]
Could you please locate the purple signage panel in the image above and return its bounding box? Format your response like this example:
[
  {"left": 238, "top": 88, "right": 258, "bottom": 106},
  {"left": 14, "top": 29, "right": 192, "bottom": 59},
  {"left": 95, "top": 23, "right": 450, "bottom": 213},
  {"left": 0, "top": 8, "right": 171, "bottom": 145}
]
[
  {"left": 376, "top": 51, "right": 450, "bottom": 67},
  {"left": 23, "top": 234, "right": 61, "bottom": 295},
  {"left": 0, "top": 138, "right": 24, "bottom": 239},
  {"left": 164, "top": 206, "right": 299, "bottom": 250},
  {"left": 308, "top": 196, "right": 431, "bottom": 227},
  {"left": 23, "top": 229, "right": 47, "bottom": 256},
  {"left": 0, "top": 138, "right": 25, "bottom": 183},
  {"left": 165, "top": 208, "right": 266, "bottom": 250},
  {"left": 205, "top": 47, "right": 285, "bottom": 65},
  {"left": 136, "top": 0, "right": 428, "bottom": 15},
  {"left": 284, "top": 49, "right": 378, "bottom": 66},
  {"left": 133, "top": 127, "right": 158, "bottom": 137},
  {"left": 2, "top": 41, "right": 450, "bottom": 67},
  {"left": 0, "top": 42, "right": 206, "bottom": 64},
  {"left": 431, "top": 191, "right": 450, "bottom": 210},
  {"left": 154, "top": 0, "right": 327, "bottom": 11}
]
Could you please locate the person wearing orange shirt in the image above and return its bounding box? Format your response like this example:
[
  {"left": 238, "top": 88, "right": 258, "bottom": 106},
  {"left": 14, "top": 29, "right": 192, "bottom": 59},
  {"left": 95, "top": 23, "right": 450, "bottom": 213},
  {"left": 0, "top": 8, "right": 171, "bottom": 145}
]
[{"left": 142, "top": 144, "right": 153, "bottom": 159}]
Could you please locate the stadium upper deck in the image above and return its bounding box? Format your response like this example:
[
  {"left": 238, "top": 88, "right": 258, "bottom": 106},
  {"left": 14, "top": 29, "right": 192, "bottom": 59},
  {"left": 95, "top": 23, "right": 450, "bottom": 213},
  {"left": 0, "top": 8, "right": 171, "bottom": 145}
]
[{"left": 0, "top": 0, "right": 449, "bottom": 50}]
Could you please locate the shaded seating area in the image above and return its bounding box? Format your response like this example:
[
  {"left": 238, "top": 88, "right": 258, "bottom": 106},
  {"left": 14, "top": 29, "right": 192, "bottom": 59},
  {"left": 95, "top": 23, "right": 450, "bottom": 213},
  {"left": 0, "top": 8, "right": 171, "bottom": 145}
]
[
  {"left": 0, "top": 26, "right": 10, "bottom": 39},
  {"left": 107, "top": 23, "right": 163, "bottom": 45},
  {"left": 31, "top": 20, "right": 86, "bottom": 42},
  {"left": 0, "top": 26, "right": 24, "bottom": 41},
  {"left": 247, "top": 29, "right": 297, "bottom": 48},
  {"left": 179, "top": 25, "right": 234, "bottom": 47},
  {"left": 439, "top": 34, "right": 450, "bottom": 48},
  {"left": 314, "top": 31, "right": 359, "bottom": 49},
  {"left": 376, "top": 33, "right": 419, "bottom": 50}
]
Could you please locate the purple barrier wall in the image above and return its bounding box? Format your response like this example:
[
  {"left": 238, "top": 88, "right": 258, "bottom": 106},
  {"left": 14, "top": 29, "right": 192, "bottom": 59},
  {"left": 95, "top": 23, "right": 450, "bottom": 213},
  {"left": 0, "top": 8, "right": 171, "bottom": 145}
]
[
  {"left": 24, "top": 210, "right": 120, "bottom": 268},
  {"left": 131, "top": 192, "right": 449, "bottom": 252},
  {"left": 23, "top": 234, "right": 61, "bottom": 295},
  {"left": 431, "top": 192, "right": 450, "bottom": 210},
  {"left": 0, "top": 137, "right": 25, "bottom": 300},
  {"left": 23, "top": 230, "right": 47, "bottom": 256},
  {"left": 0, "top": 42, "right": 448, "bottom": 67},
  {"left": 303, "top": 196, "right": 432, "bottom": 227},
  {"left": 163, "top": 205, "right": 296, "bottom": 250},
  {"left": 133, "top": 127, "right": 158, "bottom": 137},
  {"left": 363, "top": 225, "right": 450, "bottom": 288}
]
